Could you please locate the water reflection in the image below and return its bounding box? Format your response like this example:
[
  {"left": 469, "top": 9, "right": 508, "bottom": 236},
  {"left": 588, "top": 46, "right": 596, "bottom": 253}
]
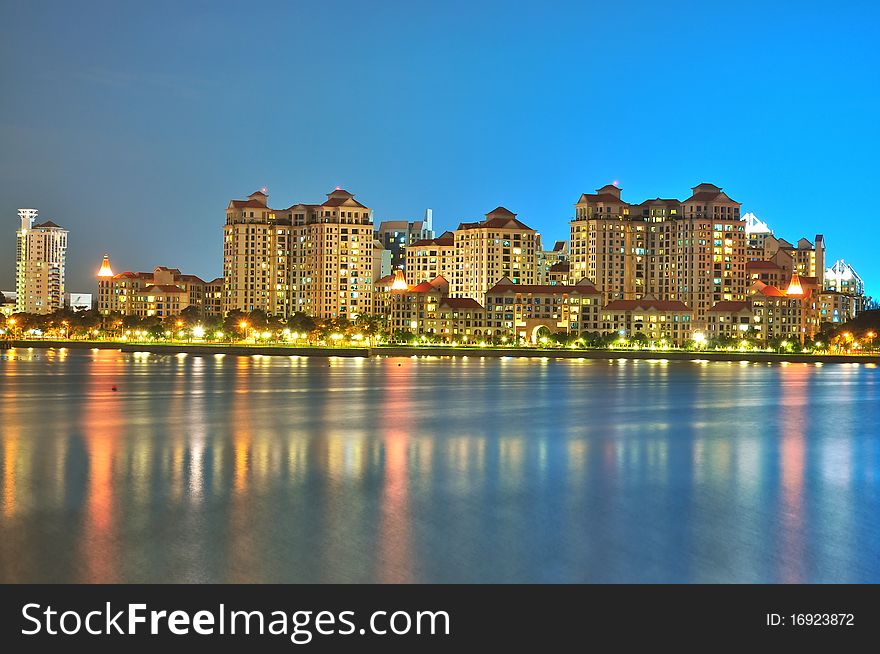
[{"left": 0, "top": 349, "right": 878, "bottom": 583}]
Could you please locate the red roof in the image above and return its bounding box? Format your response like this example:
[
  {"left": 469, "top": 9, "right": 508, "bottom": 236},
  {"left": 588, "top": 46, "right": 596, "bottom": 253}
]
[
  {"left": 577, "top": 193, "right": 627, "bottom": 205},
  {"left": 322, "top": 197, "right": 367, "bottom": 208},
  {"left": 603, "top": 299, "right": 692, "bottom": 312},
  {"left": 230, "top": 199, "right": 268, "bottom": 209},
  {"left": 757, "top": 285, "right": 786, "bottom": 297},
  {"left": 458, "top": 214, "right": 534, "bottom": 232},
  {"left": 487, "top": 281, "right": 600, "bottom": 296},
  {"left": 142, "top": 284, "right": 186, "bottom": 294},
  {"left": 411, "top": 235, "right": 454, "bottom": 247},
  {"left": 548, "top": 261, "right": 570, "bottom": 272},
  {"left": 708, "top": 301, "right": 751, "bottom": 312},
  {"left": 408, "top": 281, "right": 439, "bottom": 293},
  {"left": 747, "top": 260, "right": 781, "bottom": 270}
]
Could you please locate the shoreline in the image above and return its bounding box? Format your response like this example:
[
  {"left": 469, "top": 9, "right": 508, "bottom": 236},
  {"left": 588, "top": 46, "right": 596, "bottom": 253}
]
[{"left": 5, "top": 339, "right": 880, "bottom": 365}]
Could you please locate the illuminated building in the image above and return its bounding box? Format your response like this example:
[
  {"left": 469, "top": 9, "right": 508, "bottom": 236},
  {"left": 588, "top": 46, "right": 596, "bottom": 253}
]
[
  {"left": 485, "top": 278, "right": 603, "bottom": 342},
  {"left": 601, "top": 299, "right": 694, "bottom": 345},
  {"left": 405, "top": 231, "right": 455, "bottom": 285},
  {"left": 452, "top": 207, "right": 538, "bottom": 304},
  {"left": 97, "top": 257, "right": 221, "bottom": 318},
  {"left": 568, "top": 183, "right": 747, "bottom": 326},
  {"left": 745, "top": 212, "right": 774, "bottom": 256},
  {"left": 375, "top": 209, "right": 433, "bottom": 270},
  {"left": 15, "top": 208, "right": 68, "bottom": 314},
  {"left": 546, "top": 261, "right": 570, "bottom": 285},
  {"left": 818, "top": 290, "right": 864, "bottom": 324},
  {"left": 224, "top": 188, "right": 374, "bottom": 319},
  {"left": 536, "top": 238, "right": 569, "bottom": 284},
  {"left": 749, "top": 273, "right": 820, "bottom": 343},
  {"left": 373, "top": 269, "right": 407, "bottom": 317},
  {"left": 825, "top": 259, "right": 864, "bottom": 297},
  {"left": 706, "top": 301, "right": 755, "bottom": 340},
  {"left": 759, "top": 234, "right": 825, "bottom": 288},
  {"left": 389, "top": 276, "right": 486, "bottom": 341}
]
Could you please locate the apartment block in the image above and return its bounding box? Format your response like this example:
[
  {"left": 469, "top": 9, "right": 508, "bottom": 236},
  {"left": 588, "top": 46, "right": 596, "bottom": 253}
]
[
  {"left": 375, "top": 210, "right": 433, "bottom": 271},
  {"left": 405, "top": 231, "right": 455, "bottom": 285},
  {"left": 97, "top": 255, "right": 222, "bottom": 319},
  {"left": 452, "top": 207, "right": 538, "bottom": 303},
  {"left": 224, "top": 188, "right": 374, "bottom": 320},
  {"left": 15, "top": 209, "right": 68, "bottom": 314},
  {"left": 569, "top": 183, "right": 746, "bottom": 327},
  {"left": 484, "top": 278, "right": 603, "bottom": 341},
  {"left": 601, "top": 299, "right": 694, "bottom": 345}
]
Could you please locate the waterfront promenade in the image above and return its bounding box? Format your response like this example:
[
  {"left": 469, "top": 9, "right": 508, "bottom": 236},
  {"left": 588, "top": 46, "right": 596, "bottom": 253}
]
[{"left": 6, "top": 339, "right": 880, "bottom": 365}]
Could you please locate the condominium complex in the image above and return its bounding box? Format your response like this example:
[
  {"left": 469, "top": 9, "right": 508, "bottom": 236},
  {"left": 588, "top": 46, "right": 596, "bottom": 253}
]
[
  {"left": 569, "top": 183, "right": 747, "bottom": 325},
  {"left": 97, "top": 255, "right": 222, "bottom": 319},
  {"left": 223, "top": 188, "right": 374, "bottom": 320},
  {"left": 69, "top": 179, "right": 852, "bottom": 344},
  {"left": 15, "top": 208, "right": 68, "bottom": 314}
]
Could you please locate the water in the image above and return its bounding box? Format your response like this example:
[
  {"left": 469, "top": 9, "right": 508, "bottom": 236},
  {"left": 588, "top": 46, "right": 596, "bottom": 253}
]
[{"left": 1, "top": 347, "right": 879, "bottom": 583}]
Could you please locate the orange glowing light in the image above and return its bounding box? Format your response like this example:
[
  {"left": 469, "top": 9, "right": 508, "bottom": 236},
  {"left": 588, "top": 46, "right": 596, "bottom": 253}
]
[
  {"left": 390, "top": 268, "right": 408, "bottom": 291},
  {"left": 97, "top": 254, "right": 114, "bottom": 278},
  {"left": 785, "top": 272, "right": 804, "bottom": 296}
]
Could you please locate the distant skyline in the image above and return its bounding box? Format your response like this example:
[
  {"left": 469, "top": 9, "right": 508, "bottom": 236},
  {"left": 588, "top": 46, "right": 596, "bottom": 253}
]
[{"left": 1, "top": 0, "right": 878, "bottom": 296}]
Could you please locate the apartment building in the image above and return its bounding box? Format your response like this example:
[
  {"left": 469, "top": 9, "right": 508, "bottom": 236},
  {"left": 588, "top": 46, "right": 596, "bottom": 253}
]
[
  {"left": 452, "top": 207, "right": 538, "bottom": 303},
  {"left": 375, "top": 210, "right": 433, "bottom": 270},
  {"left": 484, "top": 277, "right": 603, "bottom": 341},
  {"left": 224, "top": 188, "right": 374, "bottom": 320},
  {"left": 536, "top": 238, "right": 569, "bottom": 284},
  {"left": 97, "top": 256, "right": 222, "bottom": 318},
  {"left": 600, "top": 299, "right": 694, "bottom": 345},
  {"left": 568, "top": 183, "right": 746, "bottom": 327},
  {"left": 405, "top": 231, "right": 455, "bottom": 285},
  {"left": 15, "top": 209, "right": 68, "bottom": 314}
]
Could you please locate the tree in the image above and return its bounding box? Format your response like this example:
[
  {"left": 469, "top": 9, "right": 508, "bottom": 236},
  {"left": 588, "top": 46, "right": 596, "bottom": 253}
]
[
  {"left": 288, "top": 312, "right": 316, "bottom": 335},
  {"left": 179, "top": 305, "right": 203, "bottom": 325}
]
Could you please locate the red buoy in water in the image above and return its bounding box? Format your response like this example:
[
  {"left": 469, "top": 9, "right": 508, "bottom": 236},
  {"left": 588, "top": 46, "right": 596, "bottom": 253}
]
[{"left": 111, "top": 385, "right": 117, "bottom": 392}]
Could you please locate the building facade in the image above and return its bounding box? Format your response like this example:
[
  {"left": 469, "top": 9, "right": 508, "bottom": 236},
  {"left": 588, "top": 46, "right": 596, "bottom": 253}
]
[
  {"left": 15, "top": 208, "right": 68, "bottom": 314},
  {"left": 405, "top": 231, "right": 455, "bottom": 285},
  {"left": 568, "top": 183, "right": 747, "bottom": 326},
  {"left": 374, "top": 210, "right": 433, "bottom": 271},
  {"left": 452, "top": 208, "right": 538, "bottom": 303},
  {"left": 224, "top": 188, "right": 375, "bottom": 320},
  {"left": 97, "top": 256, "right": 222, "bottom": 319}
]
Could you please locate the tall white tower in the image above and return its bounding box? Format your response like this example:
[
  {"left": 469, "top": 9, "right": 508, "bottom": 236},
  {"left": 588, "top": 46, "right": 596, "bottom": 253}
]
[{"left": 15, "top": 208, "right": 68, "bottom": 314}]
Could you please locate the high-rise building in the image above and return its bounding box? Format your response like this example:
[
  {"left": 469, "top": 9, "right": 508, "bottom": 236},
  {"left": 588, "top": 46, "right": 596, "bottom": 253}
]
[
  {"left": 224, "top": 188, "right": 375, "bottom": 320},
  {"left": 760, "top": 234, "right": 825, "bottom": 288},
  {"left": 452, "top": 207, "right": 538, "bottom": 303},
  {"left": 568, "top": 183, "right": 747, "bottom": 326},
  {"left": 405, "top": 231, "right": 455, "bottom": 285},
  {"left": 569, "top": 184, "right": 634, "bottom": 303},
  {"left": 375, "top": 209, "right": 434, "bottom": 271},
  {"left": 744, "top": 212, "right": 774, "bottom": 258},
  {"left": 15, "top": 208, "right": 68, "bottom": 314},
  {"left": 824, "top": 259, "right": 864, "bottom": 296}
]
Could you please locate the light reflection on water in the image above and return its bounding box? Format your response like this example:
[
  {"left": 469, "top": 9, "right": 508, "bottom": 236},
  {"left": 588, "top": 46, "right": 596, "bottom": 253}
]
[{"left": 0, "top": 348, "right": 879, "bottom": 583}]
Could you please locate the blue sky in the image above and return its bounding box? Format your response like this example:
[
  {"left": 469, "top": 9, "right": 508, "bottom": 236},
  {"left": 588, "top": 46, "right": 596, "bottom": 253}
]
[{"left": 1, "top": 0, "right": 878, "bottom": 295}]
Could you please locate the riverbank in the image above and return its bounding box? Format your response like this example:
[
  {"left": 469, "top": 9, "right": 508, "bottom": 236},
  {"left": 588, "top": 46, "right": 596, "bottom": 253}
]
[{"left": 5, "top": 339, "right": 880, "bottom": 364}]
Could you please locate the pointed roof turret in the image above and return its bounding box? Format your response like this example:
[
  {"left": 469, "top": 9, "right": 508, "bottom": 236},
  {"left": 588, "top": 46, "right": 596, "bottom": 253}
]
[{"left": 97, "top": 254, "right": 114, "bottom": 278}]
